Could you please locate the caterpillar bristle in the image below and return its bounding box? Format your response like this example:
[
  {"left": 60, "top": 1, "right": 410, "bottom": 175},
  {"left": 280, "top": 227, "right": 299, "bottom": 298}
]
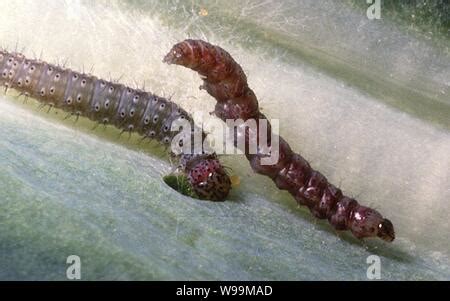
[
  {"left": 138, "top": 135, "right": 147, "bottom": 145},
  {"left": 37, "top": 103, "right": 46, "bottom": 111},
  {"left": 91, "top": 121, "right": 101, "bottom": 131},
  {"left": 63, "top": 112, "right": 73, "bottom": 120}
]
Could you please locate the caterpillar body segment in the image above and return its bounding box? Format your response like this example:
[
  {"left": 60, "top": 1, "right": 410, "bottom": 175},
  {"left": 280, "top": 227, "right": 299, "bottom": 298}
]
[
  {"left": 0, "top": 48, "right": 231, "bottom": 201},
  {"left": 164, "top": 39, "right": 395, "bottom": 242}
]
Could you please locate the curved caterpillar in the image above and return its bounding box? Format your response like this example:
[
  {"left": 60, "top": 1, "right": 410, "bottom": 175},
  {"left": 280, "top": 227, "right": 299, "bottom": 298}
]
[
  {"left": 164, "top": 39, "right": 396, "bottom": 242},
  {"left": 0, "top": 48, "right": 231, "bottom": 201}
]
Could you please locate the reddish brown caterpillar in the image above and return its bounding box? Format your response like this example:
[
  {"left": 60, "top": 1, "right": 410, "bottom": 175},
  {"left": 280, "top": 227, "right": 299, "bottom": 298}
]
[
  {"left": 0, "top": 48, "right": 231, "bottom": 201},
  {"left": 164, "top": 39, "right": 396, "bottom": 242}
]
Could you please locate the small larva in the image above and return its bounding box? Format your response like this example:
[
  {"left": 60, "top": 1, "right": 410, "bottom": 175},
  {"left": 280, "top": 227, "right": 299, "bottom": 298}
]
[
  {"left": 0, "top": 48, "right": 231, "bottom": 201},
  {"left": 164, "top": 39, "right": 395, "bottom": 242}
]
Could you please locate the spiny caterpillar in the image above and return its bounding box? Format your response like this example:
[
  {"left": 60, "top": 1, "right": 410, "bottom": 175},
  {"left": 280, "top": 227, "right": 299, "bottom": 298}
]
[
  {"left": 0, "top": 48, "right": 231, "bottom": 201},
  {"left": 164, "top": 39, "right": 396, "bottom": 242}
]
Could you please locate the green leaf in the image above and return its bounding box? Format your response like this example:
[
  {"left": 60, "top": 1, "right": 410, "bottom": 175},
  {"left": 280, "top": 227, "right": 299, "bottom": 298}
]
[{"left": 163, "top": 173, "right": 198, "bottom": 199}]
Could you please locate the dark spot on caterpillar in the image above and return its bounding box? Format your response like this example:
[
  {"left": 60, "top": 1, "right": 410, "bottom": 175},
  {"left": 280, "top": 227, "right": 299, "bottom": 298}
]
[
  {"left": 66, "top": 97, "right": 73, "bottom": 105},
  {"left": 120, "top": 110, "right": 126, "bottom": 117},
  {"left": 144, "top": 116, "right": 150, "bottom": 125},
  {"left": 95, "top": 103, "right": 100, "bottom": 111},
  {"left": 50, "top": 87, "right": 55, "bottom": 94},
  {"left": 109, "top": 86, "right": 114, "bottom": 93},
  {"left": 55, "top": 73, "right": 60, "bottom": 80},
  {"left": 77, "top": 94, "right": 82, "bottom": 102},
  {"left": 130, "top": 108, "right": 135, "bottom": 117},
  {"left": 153, "top": 115, "right": 159, "bottom": 123},
  {"left": 104, "top": 99, "right": 110, "bottom": 108}
]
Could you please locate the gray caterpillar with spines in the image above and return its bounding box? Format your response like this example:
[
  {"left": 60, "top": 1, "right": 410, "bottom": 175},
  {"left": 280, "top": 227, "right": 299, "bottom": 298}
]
[{"left": 0, "top": 48, "right": 231, "bottom": 201}]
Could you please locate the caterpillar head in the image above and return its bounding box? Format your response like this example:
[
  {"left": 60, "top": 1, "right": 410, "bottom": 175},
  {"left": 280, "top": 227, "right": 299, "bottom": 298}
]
[
  {"left": 188, "top": 158, "right": 231, "bottom": 202},
  {"left": 163, "top": 40, "right": 193, "bottom": 67},
  {"left": 350, "top": 206, "right": 395, "bottom": 242},
  {"left": 377, "top": 218, "right": 395, "bottom": 242}
]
